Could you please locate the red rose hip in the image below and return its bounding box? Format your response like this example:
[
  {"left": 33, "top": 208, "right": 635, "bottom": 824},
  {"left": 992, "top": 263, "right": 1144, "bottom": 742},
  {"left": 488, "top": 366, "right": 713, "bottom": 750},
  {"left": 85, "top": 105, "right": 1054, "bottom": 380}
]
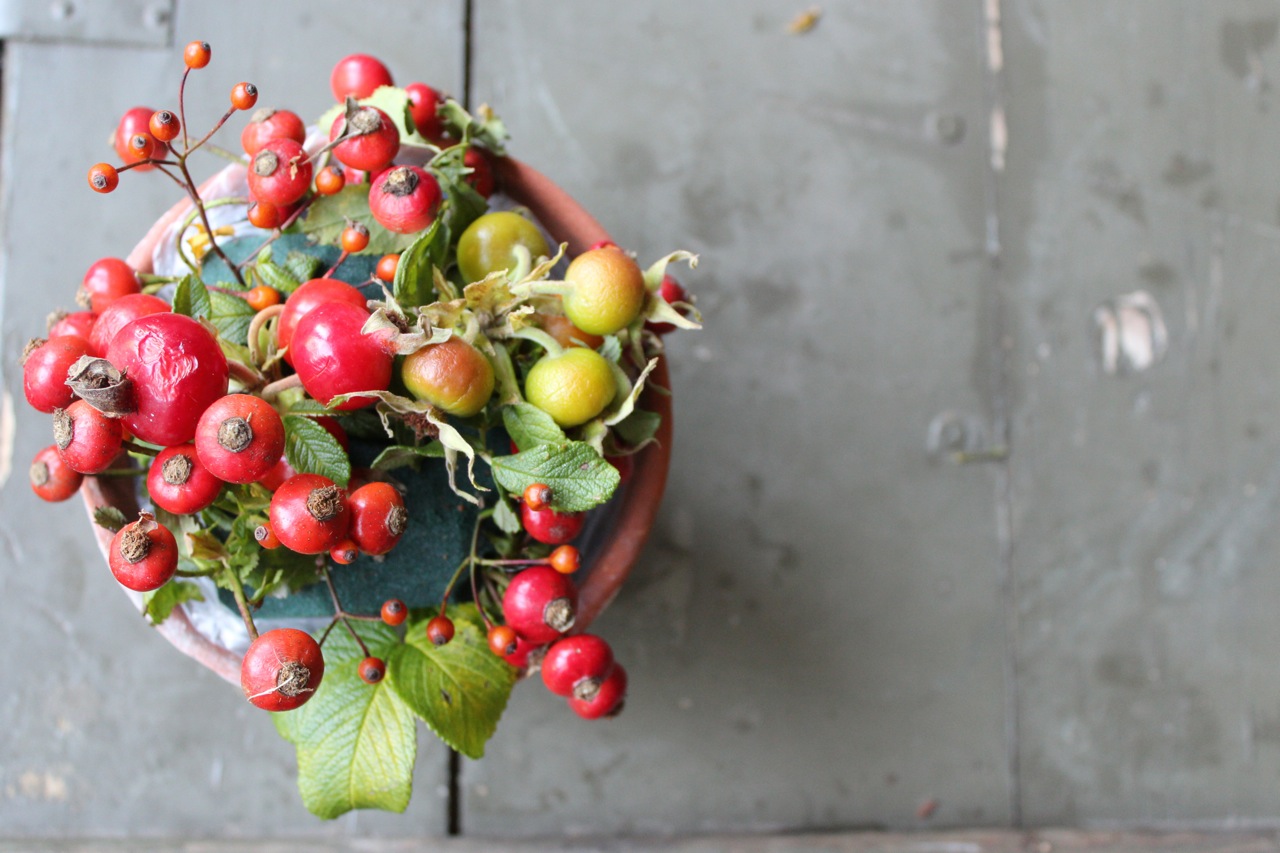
[
  {"left": 52, "top": 400, "right": 123, "bottom": 474},
  {"left": 347, "top": 482, "right": 408, "bottom": 556},
  {"left": 108, "top": 512, "right": 178, "bottom": 592},
  {"left": 147, "top": 444, "right": 223, "bottom": 515},
  {"left": 368, "top": 165, "right": 441, "bottom": 234},
  {"left": 502, "top": 566, "right": 578, "bottom": 644},
  {"left": 290, "top": 301, "right": 392, "bottom": 410},
  {"left": 23, "top": 336, "right": 92, "bottom": 413},
  {"left": 29, "top": 445, "right": 83, "bottom": 502},
  {"left": 542, "top": 634, "right": 615, "bottom": 701},
  {"left": 268, "top": 473, "right": 350, "bottom": 554},
  {"left": 195, "top": 394, "right": 285, "bottom": 484},
  {"left": 241, "top": 628, "right": 325, "bottom": 711}
]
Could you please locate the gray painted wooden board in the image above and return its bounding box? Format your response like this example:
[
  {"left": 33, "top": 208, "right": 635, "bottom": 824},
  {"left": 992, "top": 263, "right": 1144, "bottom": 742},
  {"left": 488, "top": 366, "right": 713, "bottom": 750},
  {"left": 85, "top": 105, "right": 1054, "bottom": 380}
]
[
  {"left": 1001, "top": 0, "right": 1280, "bottom": 827},
  {"left": 464, "top": 0, "right": 1012, "bottom": 836}
]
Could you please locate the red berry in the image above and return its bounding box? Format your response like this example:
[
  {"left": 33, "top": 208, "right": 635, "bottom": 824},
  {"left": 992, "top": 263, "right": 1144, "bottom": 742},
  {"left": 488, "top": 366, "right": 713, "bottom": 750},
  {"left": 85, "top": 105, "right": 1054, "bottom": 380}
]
[
  {"left": 330, "top": 54, "right": 394, "bottom": 101},
  {"left": 548, "top": 544, "right": 580, "bottom": 575},
  {"left": 245, "top": 285, "right": 281, "bottom": 311},
  {"left": 367, "top": 165, "right": 441, "bottom": 234},
  {"left": 255, "top": 522, "right": 281, "bottom": 549},
  {"left": 381, "top": 598, "right": 408, "bottom": 626},
  {"left": 276, "top": 278, "right": 368, "bottom": 365},
  {"left": 88, "top": 163, "right": 119, "bottom": 193},
  {"left": 114, "top": 107, "right": 156, "bottom": 171},
  {"left": 240, "top": 108, "right": 306, "bottom": 156},
  {"left": 488, "top": 625, "right": 519, "bottom": 657},
  {"left": 502, "top": 566, "right": 578, "bottom": 644},
  {"left": 89, "top": 293, "right": 170, "bottom": 356},
  {"left": 195, "top": 394, "right": 285, "bottom": 484},
  {"left": 347, "top": 481, "right": 408, "bottom": 556},
  {"left": 52, "top": 400, "right": 123, "bottom": 474},
  {"left": 248, "top": 138, "right": 312, "bottom": 207},
  {"left": 183, "top": 40, "right": 211, "bottom": 70},
  {"left": 541, "top": 634, "right": 614, "bottom": 701},
  {"left": 106, "top": 313, "right": 229, "bottom": 447},
  {"left": 268, "top": 473, "right": 350, "bottom": 555},
  {"left": 149, "top": 110, "right": 180, "bottom": 143},
  {"left": 81, "top": 257, "right": 141, "bottom": 314},
  {"left": 147, "top": 444, "right": 223, "bottom": 515},
  {"left": 648, "top": 274, "right": 693, "bottom": 335},
  {"left": 108, "top": 513, "right": 178, "bottom": 592},
  {"left": 426, "top": 615, "right": 455, "bottom": 646},
  {"left": 48, "top": 311, "right": 96, "bottom": 343},
  {"left": 291, "top": 301, "right": 393, "bottom": 410},
  {"left": 330, "top": 538, "right": 359, "bottom": 565},
  {"left": 501, "top": 634, "right": 544, "bottom": 669},
  {"left": 358, "top": 656, "right": 387, "bottom": 684},
  {"left": 23, "top": 336, "right": 91, "bottom": 413},
  {"left": 463, "top": 147, "right": 495, "bottom": 198},
  {"left": 29, "top": 445, "right": 83, "bottom": 503},
  {"left": 404, "top": 82, "right": 447, "bottom": 141},
  {"left": 314, "top": 165, "right": 345, "bottom": 196},
  {"left": 341, "top": 222, "right": 370, "bottom": 253},
  {"left": 247, "top": 200, "right": 281, "bottom": 230},
  {"left": 127, "top": 132, "right": 155, "bottom": 162},
  {"left": 521, "top": 503, "right": 585, "bottom": 545},
  {"left": 375, "top": 254, "right": 399, "bottom": 282},
  {"left": 522, "top": 482, "right": 552, "bottom": 511},
  {"left": 230, "top": 82, "right": 259, "bottom": 111},
  {"left": 241, "top": 628, "right": 325, "bottom": 711},
  {"left": 329, "top": 106, "right": 400, "bottom": 174},
  {"left": 568, "top": 664, "right": 627, "bottom": 719}
]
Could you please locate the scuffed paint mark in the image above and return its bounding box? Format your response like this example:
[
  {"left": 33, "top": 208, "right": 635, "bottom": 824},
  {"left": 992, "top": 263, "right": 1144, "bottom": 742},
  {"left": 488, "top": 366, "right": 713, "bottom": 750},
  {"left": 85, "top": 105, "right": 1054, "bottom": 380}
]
[
  {"left": 6, "top": 770, "right": 68, "bottom": 802},
  {"left": 0, "top": 391, "right": 12, "bottom": 489},
  {"left": 1094, "top": 291, "right": 1169, "bottom": 375},
  {"left": 985, "top": 0, "right": 1007, "bottom": 174},
  {"left": 785, "top": 6, "right": 821, "bottom": 35}
]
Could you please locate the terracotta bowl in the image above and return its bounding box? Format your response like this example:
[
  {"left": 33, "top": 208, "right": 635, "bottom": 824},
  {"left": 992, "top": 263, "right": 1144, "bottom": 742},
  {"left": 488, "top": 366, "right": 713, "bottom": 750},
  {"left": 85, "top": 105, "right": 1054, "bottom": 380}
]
[{"left": 80, "top": 157, "right": 673, "bottom": 684}]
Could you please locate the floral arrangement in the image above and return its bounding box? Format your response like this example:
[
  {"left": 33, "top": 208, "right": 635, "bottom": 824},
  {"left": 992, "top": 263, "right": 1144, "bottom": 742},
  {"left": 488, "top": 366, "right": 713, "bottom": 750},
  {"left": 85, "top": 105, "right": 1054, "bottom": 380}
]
[{"left": 22, "top": 44, "right": 699, "bottom": 817}]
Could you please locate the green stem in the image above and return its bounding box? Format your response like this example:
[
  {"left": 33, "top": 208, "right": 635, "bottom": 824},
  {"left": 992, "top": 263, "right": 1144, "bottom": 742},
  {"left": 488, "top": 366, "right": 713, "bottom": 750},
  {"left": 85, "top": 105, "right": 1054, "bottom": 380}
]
[
  {"left": 203, "top": 142, "right": 247, "bottom": 165},
  {"left": 122, "top": 440, "right": 160, "bottom": 457},
  {"left": 507, "top": 244, "right": 533, "bottom": 283},
  {"left": 504, "top": 326, "right": 564, "bottom": 358},
  {"left": 222, "top": 565, "right": 259, "bottom": 641},
  {"left": 486, "top": 342, "right": 524, "bottom": 404},
  {"left": 175, "top": 567, "right": 218, "bottom": 578}
]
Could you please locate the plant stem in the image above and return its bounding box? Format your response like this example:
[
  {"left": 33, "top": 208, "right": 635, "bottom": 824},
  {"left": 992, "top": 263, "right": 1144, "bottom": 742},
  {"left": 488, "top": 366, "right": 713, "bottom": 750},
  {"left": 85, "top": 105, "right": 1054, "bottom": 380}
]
[
  {"left": 186, "top": 107, "right": 238, "bottom": 158},
  {"left": 260, "top": 374, "right": 302, "bottom": 400},
  {"left": 175, "top": 567, "right": 218, "bottom": 578},
  {"left": 174, "top": 154, "right": 246, "bottom": 287},
  {"left": 247, "top": 304, "right": 284, "bottom": 368},
  {"left": 122, "top": 439, "right": 160, "bottom": 457},
  {"left": 320, "top": 563, "right": 371, "bottom": 657},
  {"left": 222, "top": 565, "right": 259, "bottom": 641}
]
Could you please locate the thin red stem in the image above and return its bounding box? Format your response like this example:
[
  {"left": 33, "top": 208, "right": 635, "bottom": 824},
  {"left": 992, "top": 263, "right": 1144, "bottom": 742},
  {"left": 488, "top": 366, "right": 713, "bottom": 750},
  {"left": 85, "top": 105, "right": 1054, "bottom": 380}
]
[
  {"left": 323, "top": 250, "right": 350, "bottom": 279},
  {"left": 179, "top": 67, "right": 192, "bottom": 151}
]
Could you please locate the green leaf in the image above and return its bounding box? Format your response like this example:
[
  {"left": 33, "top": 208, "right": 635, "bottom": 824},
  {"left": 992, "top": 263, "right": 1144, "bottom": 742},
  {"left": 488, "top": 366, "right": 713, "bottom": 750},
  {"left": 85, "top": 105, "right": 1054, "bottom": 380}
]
[
  {"left": 93, "top": 505, "right": 128, "bottom": 533},
  {"left": 604, "top": 356, "right": 659, "bottom": 427},
  {"left": 274, "top": 623, "right": 416, "bottom": 819},
  {"left": 298, "top": 186, "right": 420, "bottom": 255},
  {"left": 283, "top": 415, "right": 352, "bottom": 487},
  {"left": 256, "top": 258, "right": 304, "bottom": 296},
  {"left": 502, "top": 402, "right": 566, "bottom": 451},
  {"left": 612, "top": 408, "right": 662, "bottom": 448},
  {"left": 598, "top": 335, "right": 623, "bottom": 364},
  {"left": 370, "top": 442, "right": 445, "bottom": 472},
  {"left": 208, "top": 290, "right": 257, "bottom": 346},
  {"left": 284, "top": 251, "right": 323, "bottom": 285},
  {"left": 393, "top": 214, "right": 447, "bottom": 307},
  {"left": 172, "top": 274, "right": 212, "bottom": 319},
  {"left": 491, "top": 442, "right": 621, "bottom": 512},
  {"left": 388, "top": 603, "right": 516, "bottom": 759},
  {"left": 142, "top": 580, "right": 204, "bottom": 624},
  {"left": 492, "top": 494, "right": 521, "bottom": 535}
]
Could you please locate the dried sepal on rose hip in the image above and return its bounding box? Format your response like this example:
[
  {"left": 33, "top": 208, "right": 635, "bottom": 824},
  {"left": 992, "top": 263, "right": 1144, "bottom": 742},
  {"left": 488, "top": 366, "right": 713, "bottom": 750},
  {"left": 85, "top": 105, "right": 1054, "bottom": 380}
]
[
  {"left": 241, "top": 628, "right": 324, "bottom": 711},
  {"left": 108, "top": 512, "right": 179, "bottom": 592}
]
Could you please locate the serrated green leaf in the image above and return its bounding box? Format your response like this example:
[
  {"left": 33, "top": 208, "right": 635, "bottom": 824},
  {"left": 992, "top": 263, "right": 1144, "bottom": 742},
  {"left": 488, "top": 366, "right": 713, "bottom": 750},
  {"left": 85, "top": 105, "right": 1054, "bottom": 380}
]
[
  {"left": 284, "top": 251, "right": 323, "bottom": 285},
  {"left": 93, "top": 505, "right": 128, "bottom": 532},
  {"left": 388, "top": 603, "right": 515, "bottom": 759},
  {"left": 369, "top": 442, "right": 446, "bottom": 472},
  {"left": 491, "top": 442, "right": 620, "bottom": 511},
  {"left": 208, "top": 290, "right": 257, "bottom": 346},
  {"left": 257, "top": 258, "right": 304, "bottom": 295},
  {"left": 298, "top": 186, "right": 420, "bottom": 255},
  {"left": 598, "top": 335, "right": 623, "bottom": 364},
  {"left": 604, "top": 357, "right": 659, "bottom": 427},
  {"left": 502, "top": 402, "right": 566, "bottom": 451},
  {"left": 273, "top": 623, "right": 416, "bottom": 819},
  {"left": 142, "top": 580, "right": 204, "bottom": 624},
  {"left": 172, "top": 275, "right": 212, "bottom": 319},
  {"left": 393, "top": 214, "right": 447, "bottom": 307},
  {"left": 283, "top": 415, "right": 352, "bottom": 487}
]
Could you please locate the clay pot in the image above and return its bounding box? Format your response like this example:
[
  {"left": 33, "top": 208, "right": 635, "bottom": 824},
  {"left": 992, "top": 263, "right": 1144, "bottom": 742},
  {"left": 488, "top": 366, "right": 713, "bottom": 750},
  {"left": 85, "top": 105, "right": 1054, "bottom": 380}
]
[{"left": 80, "top": 158, "right": 672, "bottom": 684}]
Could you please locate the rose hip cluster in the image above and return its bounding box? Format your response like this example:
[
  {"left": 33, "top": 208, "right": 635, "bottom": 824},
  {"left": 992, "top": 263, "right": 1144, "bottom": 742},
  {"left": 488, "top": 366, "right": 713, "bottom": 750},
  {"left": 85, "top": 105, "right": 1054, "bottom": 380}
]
[{"left": 25, "top": 44, "right": 658, "bottom": 731}]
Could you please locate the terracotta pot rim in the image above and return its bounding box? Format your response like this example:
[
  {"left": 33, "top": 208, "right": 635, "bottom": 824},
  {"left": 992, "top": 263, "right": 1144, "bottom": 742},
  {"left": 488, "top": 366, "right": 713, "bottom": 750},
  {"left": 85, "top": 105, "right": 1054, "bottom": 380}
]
[{"left": 80, "top": 157, "right": 672, "bottom": 684}]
